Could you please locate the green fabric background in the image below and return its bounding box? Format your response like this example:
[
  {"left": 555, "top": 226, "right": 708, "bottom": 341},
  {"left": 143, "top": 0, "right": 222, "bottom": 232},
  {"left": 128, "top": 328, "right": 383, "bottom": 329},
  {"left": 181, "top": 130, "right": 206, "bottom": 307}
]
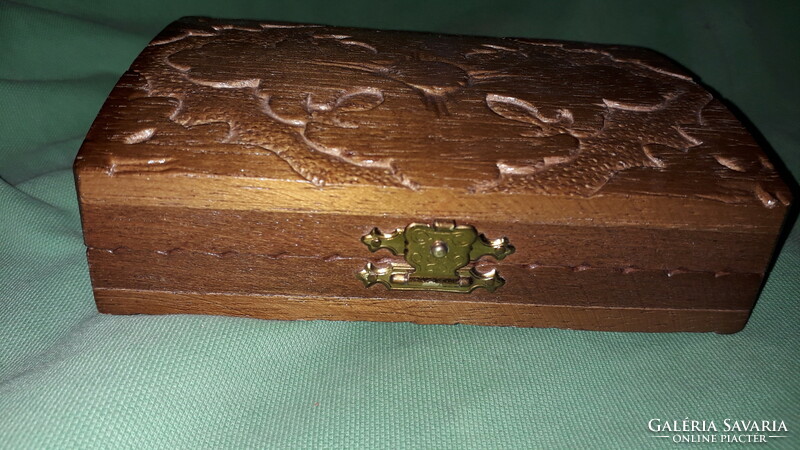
[{"left": 1, "top": 1, "right": 798, "bottom": 448}]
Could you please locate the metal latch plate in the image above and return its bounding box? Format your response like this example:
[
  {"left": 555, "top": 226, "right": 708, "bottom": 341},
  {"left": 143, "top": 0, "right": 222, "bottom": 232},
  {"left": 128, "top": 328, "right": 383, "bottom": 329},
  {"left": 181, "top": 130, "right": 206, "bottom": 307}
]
[{"left": 357, "top": 221, "right": 514, "bottom": 293}]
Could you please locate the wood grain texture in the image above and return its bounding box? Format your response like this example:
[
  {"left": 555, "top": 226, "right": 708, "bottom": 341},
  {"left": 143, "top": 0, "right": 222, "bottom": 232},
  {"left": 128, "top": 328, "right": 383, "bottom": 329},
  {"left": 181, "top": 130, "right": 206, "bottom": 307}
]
[
  {"left": 94, "top": 288, "right": 751, "bottom": 334},
  {"left": 86, "top": 247, "right": 763, "bottom": 310},
  {"left": 77, "top": 17, "right": 790, "bottom": 206},
  {"left": 79, "top": 205, "right": 778, "bottom": 274},
  {"left": 74, "top": 17, "right": 793, "bottom": 332}
]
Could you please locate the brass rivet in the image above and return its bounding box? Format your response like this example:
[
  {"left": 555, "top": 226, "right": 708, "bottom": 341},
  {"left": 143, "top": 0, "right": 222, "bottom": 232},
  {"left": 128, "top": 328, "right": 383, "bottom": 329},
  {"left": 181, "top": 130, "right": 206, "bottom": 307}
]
[{"left": 431, "top": 241, "right": 448, "bottom": 258}]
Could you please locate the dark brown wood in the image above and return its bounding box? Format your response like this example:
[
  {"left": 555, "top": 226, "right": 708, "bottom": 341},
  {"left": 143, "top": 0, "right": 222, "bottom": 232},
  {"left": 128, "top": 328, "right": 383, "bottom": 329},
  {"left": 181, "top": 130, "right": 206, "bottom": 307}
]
[
  {"left": 74, "top": 17, "right": 792, "bottom": 332},
  {"left": 94, "top": 288, "right": 751, "bottom": 334},
  {"left": 79, "top": 205, "right": 778, "bottom": 273},
  {"left": 85, "top": 247, "right": 764, "bottom": 310}
]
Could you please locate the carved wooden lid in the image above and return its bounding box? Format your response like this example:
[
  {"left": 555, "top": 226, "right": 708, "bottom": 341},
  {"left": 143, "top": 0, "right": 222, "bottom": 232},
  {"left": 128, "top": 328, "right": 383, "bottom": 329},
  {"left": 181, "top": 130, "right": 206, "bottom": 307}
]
[{"left": 77, "top": 17, "right": 790, "bottom": 229}]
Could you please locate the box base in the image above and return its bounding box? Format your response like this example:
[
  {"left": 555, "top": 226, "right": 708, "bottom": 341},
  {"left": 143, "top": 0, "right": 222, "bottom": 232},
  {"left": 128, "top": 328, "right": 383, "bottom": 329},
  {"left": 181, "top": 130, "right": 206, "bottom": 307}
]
[{"left": 94, "top": 288, "right": 750, "bottom": 333}]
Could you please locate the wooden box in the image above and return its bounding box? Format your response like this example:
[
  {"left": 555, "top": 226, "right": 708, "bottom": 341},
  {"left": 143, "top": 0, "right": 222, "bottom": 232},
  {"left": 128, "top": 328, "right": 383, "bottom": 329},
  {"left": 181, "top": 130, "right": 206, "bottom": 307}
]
[{"left": 74, "top": 17, "right": 792, "bottom": 333}]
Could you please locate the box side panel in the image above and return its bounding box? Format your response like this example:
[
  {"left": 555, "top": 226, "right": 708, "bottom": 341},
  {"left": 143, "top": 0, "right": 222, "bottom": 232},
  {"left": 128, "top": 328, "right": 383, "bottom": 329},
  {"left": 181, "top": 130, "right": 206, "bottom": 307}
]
[
  {"left": 86, "top": 246, "right": 763, "bottom": 311},
  {"left": 79, "top": 205, "right": 775, "bottom": 333},
  {"left": 75, "top": 161, "right": 783, "bottom": 332},
  {"left": 79, "top": 204, "right": 778, "bottom": 274},
  {"left": 93, "top": 288, "right": 751, "bottom": 334}
]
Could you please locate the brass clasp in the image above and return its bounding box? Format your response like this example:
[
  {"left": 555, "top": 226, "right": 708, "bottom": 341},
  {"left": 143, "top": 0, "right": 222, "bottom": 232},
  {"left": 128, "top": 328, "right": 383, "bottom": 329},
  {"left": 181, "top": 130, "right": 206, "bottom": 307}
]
[{"left": 357, "top": 220, "right": 514, "bottom": 293}]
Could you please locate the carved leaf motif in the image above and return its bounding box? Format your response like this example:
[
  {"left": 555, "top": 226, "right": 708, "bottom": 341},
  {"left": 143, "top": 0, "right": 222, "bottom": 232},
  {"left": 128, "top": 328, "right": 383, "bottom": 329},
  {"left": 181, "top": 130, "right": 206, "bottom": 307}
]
[
  {"left": 486, "top": 94, "right": 573, "bottom": 128},
  {"left": 99, "top": 17, "right": 789, "bottom": 205},
  {"left": 334, "top": 89, "right": 384, "bottom": 112},
  {"left": 486, "top": 94, "right": 545, "bottom": 127}
]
